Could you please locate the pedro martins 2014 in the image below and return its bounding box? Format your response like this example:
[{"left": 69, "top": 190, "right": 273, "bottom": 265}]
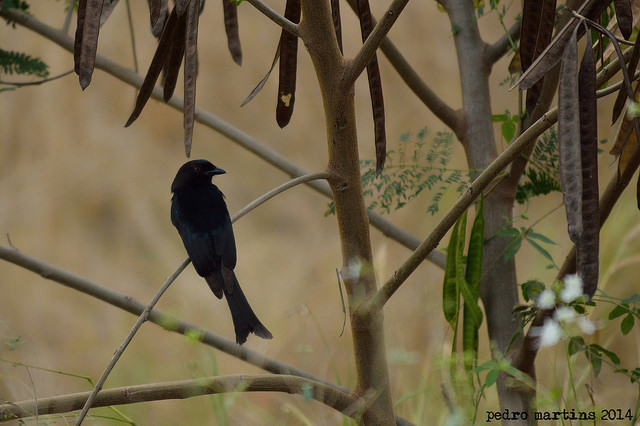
[{"left": 486, "top": 408, "right": 597, "bottom": 422}]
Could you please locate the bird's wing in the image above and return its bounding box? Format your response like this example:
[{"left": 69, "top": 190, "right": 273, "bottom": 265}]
[{"left": 172, "top": 200, "right": 218, "bottom": 277}]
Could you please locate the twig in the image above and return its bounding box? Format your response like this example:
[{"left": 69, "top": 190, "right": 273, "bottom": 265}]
[
  {"left": 486, "top": 20, "right": 521, "bottom": 64},
  {"left": 0, "top": 244, "right": 349, "bottom": 392},
  {"left": 232, "top": 172, "right": 330, "bottom": 223},
  {"left": 74, "top": 259, "right": 190, "bottom": 425},
  {"left": 2, "top": 374, "right": 357, "bottom": 422},
  {"left": 0, "top": 70, "right": 74, "bottom": 87},
  {"left": 245, "top": 0, "right": 300, "bottom": 37},
  {"left": 344, "top": 0, "right": 410, "bottom": 85}
]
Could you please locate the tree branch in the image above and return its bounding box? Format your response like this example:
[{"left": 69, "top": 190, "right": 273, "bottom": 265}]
[
  {"left": 485, "top": 20, "right": 521, "bottom": 65},
  {"left": 232, "top": 172, "right": 331, "bottom": 222},
  {"left": 0, "top": 374, "right": 358, "bottom": 422},
  {"left": 0, "top": 244, "right": 349, "bottom": 394},
  {"left": 245, "top": 0, "right": 300, "bottom": 37},
  {"left": 343, "top": 0, "right": 410, "bottom": 85},
  {"left": 0, "top": 7, "right": 446, "bottom": 270}
]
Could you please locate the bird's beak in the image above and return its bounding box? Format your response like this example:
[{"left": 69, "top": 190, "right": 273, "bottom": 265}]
[{"left": 208, "top": 167, "right": 226, "bottom": 176}]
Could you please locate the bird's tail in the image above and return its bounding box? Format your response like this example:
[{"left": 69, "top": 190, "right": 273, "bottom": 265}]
[{"left": 220, "top": 272, "right": 273, "bottom": 345}]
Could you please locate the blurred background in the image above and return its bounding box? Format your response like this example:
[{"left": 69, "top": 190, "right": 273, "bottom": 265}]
[{"left": 1, "top": 1, "right": 640, "bottom": 424}]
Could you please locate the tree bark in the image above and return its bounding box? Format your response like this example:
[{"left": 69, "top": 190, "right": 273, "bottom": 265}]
[{"left": 300, "top": 2, "right": 395, "bottom": 424}]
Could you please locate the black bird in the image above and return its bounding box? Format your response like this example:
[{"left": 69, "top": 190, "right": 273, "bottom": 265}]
[{"left": 171, "top": 159, "right": 272, "bottom": 344}]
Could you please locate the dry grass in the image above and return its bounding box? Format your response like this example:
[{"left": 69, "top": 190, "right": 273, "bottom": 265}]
[{"left": 1, "top": 1, "right": 639, "bottom": 425}]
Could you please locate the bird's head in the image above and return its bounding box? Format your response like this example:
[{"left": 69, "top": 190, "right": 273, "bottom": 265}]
[{"left": 171, "top": 159, "right": 226, "bottom": 191}]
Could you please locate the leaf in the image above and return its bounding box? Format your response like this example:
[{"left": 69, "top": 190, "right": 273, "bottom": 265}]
[
  {"left": 183, "top": 0, "right": 201, "bottom": 157},
  {"left": 502, "top": 229, "right": 524, "bottom": 261},
  {"left": 501, "top": 120, "right": 516, "bottom": 142},
  {"left": 223, "top": 0, "right": 242, "bottom": 66},
  {"left": 443, "top": 219, "right": 461, "bottom": 325},
  {"left": 356, "top": 0, "right": 386, "bottom": 175},
  {"left": 521, "top": 279, "right": 545, "bottom": 302},
  {"left": 590, "top": 354, "right": 603, "bottom": 376},
  {"left": 568, "top": 336, "right": 585, "bottom": 356},
  {"left": 462, "top": 198, "right": 484, "bottom": 366},
  {"left": 485, "top": 368, "right": 500, "bottom": 387},
  {"left": 525, "top": 236, "right": 557, "bottom": 266},
  {"left": 276, "top": 0, "right": 301, "bottom": 128},
  {"left": 614, "top": 0, "right": 633, "bottom": 40},
  {"left": 557, "top": 26, "right": 583, "bottom": 243},
  {"left": 465, "top": 196, "right": 484, "bottom": 294},
  {"left": 577, "top": 33, "right": 600, "bottom": 298},
  {"left": 609, "top": 304, "right": 629, "bottom": 320},
  {"left": 621, "top": 313, "right": 635, "bottom": 334},
  {"left": 591, "top": 344, "right": 621, "bottom": 365},
  {"left": 526, "top": 230, "right": 557, "bottom": 245},
  {"left": 125, "top": 7, "right": 178, "bottom": 127}
]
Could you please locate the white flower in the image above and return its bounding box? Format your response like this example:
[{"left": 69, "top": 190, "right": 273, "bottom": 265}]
[
  {"left": 534, "top": 318, "right": 562, "bottom": 348},
  {"left": 537, "top": 289, "right": 556, "bottom": 309},
  {"left": 560, "top": 274, "right": 584, "bottom": 303},
  {"left": 577, "top": 316, "right": 596, "bottom": 335},
  {"left": 555, "top": 306, "right": 576, "bottom": 323}
]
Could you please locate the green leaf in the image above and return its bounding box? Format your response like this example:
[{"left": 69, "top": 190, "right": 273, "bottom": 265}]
[
  {"left": 526, "top": 230, "right": 557, "bottom": 245},
  {"left": 609, "top": 304, "right": 629, "bottom": 320},
  {"left": 501, "top": 120, "right": 516, "bottom": 142},
  {"left": 0, "top": 49, "right": 49, "bottom": 78},
  {"left": 502, "top": 230, "right": 524, "bottom": 261},
  {"left": 443, "top": 220, "right": 461, "bottom": 324},
  {"left": 621, "top": 313, "right": 635, "bottom": 335},
  {"left": 520, "top": 280, "right": 545, "bottom": 302},
  {"left": 465, "top": 196, "right": 485, "bottom": 293},
  {"left": 461, "top": 197, "right": 484, "bottom": 371},
  {"left": 590, "top": 356, "right": 602, "bottom": 376},
  {"left": 591, "top": 344, "right": 620, "bottom": 365},
  {"left": 568, "top": 336, "right": 585, "bottom": 356},
  {"left": 525, "top": 236, "right": 557, "bottom": 267},
  {"left": 485, "top": 368, "right": 500, "bottom": 387}
]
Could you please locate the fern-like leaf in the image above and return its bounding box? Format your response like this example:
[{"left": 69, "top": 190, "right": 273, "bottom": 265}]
[{"left": 0, "top": 49, "right": 49, "bottom": 78}]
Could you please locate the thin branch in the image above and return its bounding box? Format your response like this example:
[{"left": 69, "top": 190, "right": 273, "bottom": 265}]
[
  {"left": 74, "top": 259, "right": 190, "bottom": 425},
  {"left": 0, "top": 244, "right": 349, "bottom": 393},
  {"left": 365, "top": 107, "right": 560, "bottom": 314},
  {"left": 0, "top": 69, "right": 74, "bottom": 87},
  {"left": 0, "top": 7, "right": 445, "bottom": 270},
  {"left": 343, "top": 0, "right": 410, "bottom": 86},
  {"left": 1, "top": 374, "right": 358, "bottom": 422},
  {"left": 377, "top": 26, "right": 463, "bottom": 137},
  {"left": 232, "top": 172, "right": 331, "bottom": 222},
  {"left": 245, "top": 0, "right": 300, "bottom": 38}
]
